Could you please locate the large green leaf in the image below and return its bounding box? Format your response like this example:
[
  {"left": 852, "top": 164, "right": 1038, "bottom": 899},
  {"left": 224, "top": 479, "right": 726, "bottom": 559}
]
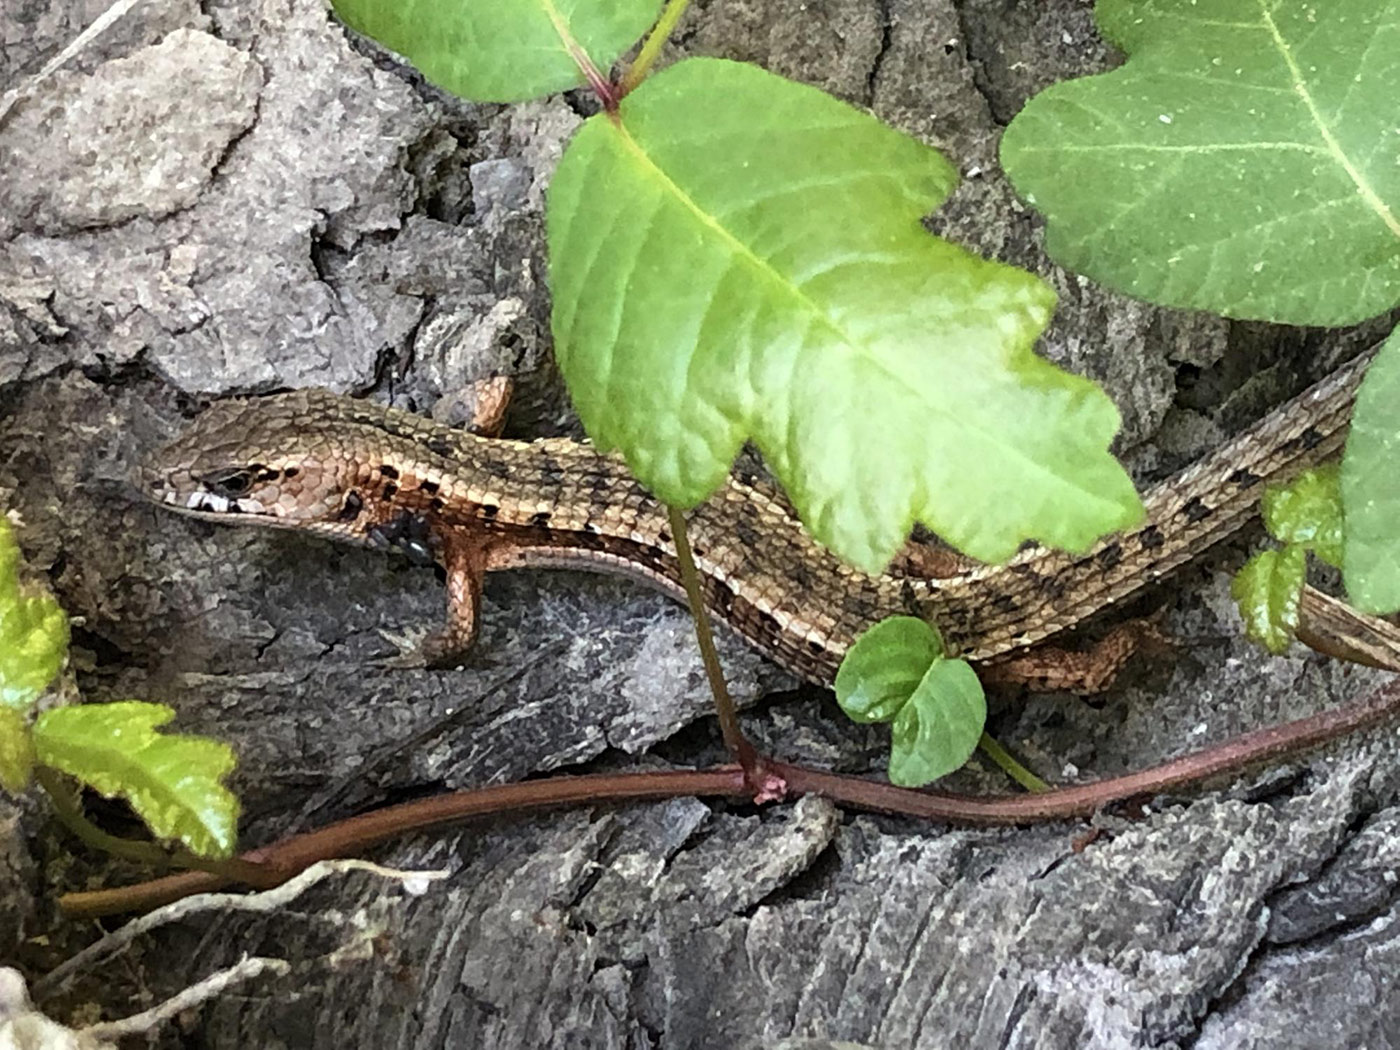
[
  {"left": 1001, "top": 0, "right": 1400, "bottom": 325},
  {"left": 550, "top": 58, "right": 1141, "bottom": 572},
  {"left": 1343, "top": 327, "right": 1400, "bottom": 613},
  {"left": 332, "top": 0, "right": 662, "bottom": 103},
  {"left": 34, "top": 702, "right": 240, "bottom": 858},
  {"left": 0, "top": 518, "right": 68, "bottom": 712},
  {"left": 1231, "top": 546, "right": 1306, "bottom": 655}
]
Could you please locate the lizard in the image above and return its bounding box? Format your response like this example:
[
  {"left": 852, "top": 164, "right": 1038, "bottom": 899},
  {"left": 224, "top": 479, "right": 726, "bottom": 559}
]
[{"left": 137, "top": 344, "right": 1376, "bottom": 689}]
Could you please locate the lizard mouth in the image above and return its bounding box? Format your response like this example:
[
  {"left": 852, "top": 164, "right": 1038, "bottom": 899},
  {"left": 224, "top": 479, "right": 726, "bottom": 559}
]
[
  {"left": 138, "top": 468, "right": 275, "bottom": 518},
  {"left": 169, "top": 489, "right": 271, "bottom": 515}
]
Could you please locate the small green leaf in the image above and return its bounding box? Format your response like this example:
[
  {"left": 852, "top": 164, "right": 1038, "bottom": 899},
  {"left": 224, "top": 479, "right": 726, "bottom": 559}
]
[
  {"left": 0, "top": 518, "right": 68, "bottom": 712},
  {"left": 835, "top": 616, "right": 945, "bottom": 724},
  {"left": 1261, "top": 465, "right": 1344, "bottom": 569},
  {"left": 550, "top": 57, "right": 1141, "bottom": 572},
  {"left": 0, "top": 707, "right": 34, "bottom": 793},
  {"left": 888, "top": 658, "right": 986, "bottom": 788},
  {"left": 1001, "top": 0, "right": 1400, "bottom": 325},
  {"left": 331, "top": 0, "right": 662, "bottom": 103},
  {"left": 34, "top": 702, "right": 239, "bottom": 858},
  {"left": 1343, "top": 328, "right": 1400, "bottom": 613},
  {"left": 0, "top": 523, "right": 14, "bottom": 580},
  {"left": 836, "top": 616, "right": 986, "bottom": 786},
  {"left": 1231, "top": 546, "right": 1307, "bottom": 655}
]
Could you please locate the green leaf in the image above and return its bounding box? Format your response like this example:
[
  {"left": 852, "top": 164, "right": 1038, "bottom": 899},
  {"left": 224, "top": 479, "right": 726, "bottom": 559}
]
[
  {"left": 835, "top": 616, "right": 945, "bottom": 724},
  {"left": 1001, "top": 0, "right": 1400, "bottom": 326},
  {"left": 0, "top": 521, "right": 13, "bottom": 580},
  {"left": 1343, "top": 327, "right": 1400, "bottom": 613},
  {"left": 835, "top": 616, "right": 986, "bottom": 786},
  {"left": 549, "top": 57, "right": 1141, "bottom": 572},
  {"left": 0, "top": 707, "right": 34, "bottom": 793},
  {"left": 888, "top": 658, "right": 986, "bottom": 788},
  {"left": 0, "top": 518, "right": 68, "bottom": 711},
  {"left": 331, "top": 0, "right": 662, "bottom": 103},
  {"left": 1261, "top": 465, "right": 1344, "bottom": 568},
  {"left": 1231, "top": 546, "right": 1306, "bottom": 655},
  {"left": 34, "top": 702, "right": 239, "bottom": 858}
]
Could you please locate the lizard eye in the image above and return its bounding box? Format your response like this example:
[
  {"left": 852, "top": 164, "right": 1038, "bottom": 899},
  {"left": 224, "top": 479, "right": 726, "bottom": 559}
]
[{"left": 199, "top": 468, "right": 256, "bottom": 498}]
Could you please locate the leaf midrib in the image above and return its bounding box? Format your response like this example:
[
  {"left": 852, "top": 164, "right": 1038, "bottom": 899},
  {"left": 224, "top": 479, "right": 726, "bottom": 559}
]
[
  {"left": 1259, "top": 1, "right": 1400, "bottom": 240},
  {"left": 606, "top": 118, "right": 1121, "bottom": 516}
]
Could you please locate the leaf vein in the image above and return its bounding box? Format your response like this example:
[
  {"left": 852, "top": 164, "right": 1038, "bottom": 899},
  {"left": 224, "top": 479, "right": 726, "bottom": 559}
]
[{"left": 1260, "top": 0, "right": 1400, "bottom": 240}]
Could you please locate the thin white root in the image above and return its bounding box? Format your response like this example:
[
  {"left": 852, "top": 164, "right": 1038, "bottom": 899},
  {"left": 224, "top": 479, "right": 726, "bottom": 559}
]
[
  {"left": 35, "top": 860, "right": 447, "bottom": 1000},
  {"left": 78, "top": 955, "right": 290, "bottom": 1041}
]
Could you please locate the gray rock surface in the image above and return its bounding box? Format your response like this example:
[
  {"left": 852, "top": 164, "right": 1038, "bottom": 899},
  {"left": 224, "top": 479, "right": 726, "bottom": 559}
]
[
  {"left": 2, "top": 0, "right": 1399, "bottom": 1047},
  {"left": 0, "top": 800, "right": 37, "bottom": 957},
  {"left": 0, "top": 29, "right": 261, "bottom": 237}
]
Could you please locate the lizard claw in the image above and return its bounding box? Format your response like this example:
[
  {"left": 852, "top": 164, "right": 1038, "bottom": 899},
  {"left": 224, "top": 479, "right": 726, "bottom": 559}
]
[{"left": 372, "top": 626, "right": 470, "bottom": 671}]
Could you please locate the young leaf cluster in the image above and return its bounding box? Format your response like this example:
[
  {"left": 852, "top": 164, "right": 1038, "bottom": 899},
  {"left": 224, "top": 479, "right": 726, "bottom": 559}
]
[
  {"left": 834, "top": 617, "right": 985, "bottom": 787},
  {"left": 0, "top": 518, "right": 240, "bottom": 858},
  {"left": 0, "top": 519, "right": 67, "bottom": 718},
  {"left": 35, "top": 703, "right": 239, "bottom": 858},
  {"left": 1231, "top": 466, "right": 1344, "bottom": 654},
  {"left": 0, "top": 517, "right": 68, "bottom": 790}
]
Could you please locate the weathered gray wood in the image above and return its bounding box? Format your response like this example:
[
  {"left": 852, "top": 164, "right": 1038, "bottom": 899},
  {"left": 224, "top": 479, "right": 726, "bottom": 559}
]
[{"left": 3, "top": 1, "right": 1399, "bottom": 1046}]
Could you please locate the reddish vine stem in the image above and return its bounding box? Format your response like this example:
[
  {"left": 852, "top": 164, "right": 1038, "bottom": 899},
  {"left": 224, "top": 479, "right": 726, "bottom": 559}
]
[
  {"left": 542, "top": 6, "right": 619, "bottom": 112},
  {"left": 60, "top": 672, "right": 1400, "bottom": 918},
  {"left": 59, "top": 768, "right": 749, "bottom": 918}
]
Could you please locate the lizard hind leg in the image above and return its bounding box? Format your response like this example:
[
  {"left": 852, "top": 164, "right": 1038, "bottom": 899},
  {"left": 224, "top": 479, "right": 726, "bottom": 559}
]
[{"left": 979, "top": 618, "right": 1173, "bottom": 695}]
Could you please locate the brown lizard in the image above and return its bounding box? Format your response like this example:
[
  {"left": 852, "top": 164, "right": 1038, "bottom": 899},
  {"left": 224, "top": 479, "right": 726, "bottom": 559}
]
[{"left": 138, "top": 345, "right": 1374, "bottom": 688}]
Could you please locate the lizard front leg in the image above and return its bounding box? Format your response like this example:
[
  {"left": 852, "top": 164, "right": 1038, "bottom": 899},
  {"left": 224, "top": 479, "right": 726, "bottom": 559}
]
[
  {"left": 372, "top": 375, "right": 511, "bottom": 668},
  {"left": 373, "top": 532, "right": 487, "bottom": 670},
  {"left": 419, "top": 535, "right": 487, "bottom": 669},
  {"left": 412, "top": 376, "right": 512, "bottom": 668}
]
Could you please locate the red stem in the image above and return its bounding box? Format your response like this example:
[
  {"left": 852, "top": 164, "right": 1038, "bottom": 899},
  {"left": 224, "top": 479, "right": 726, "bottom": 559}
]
[
  {"left": 59, "top": 769, "right": 747, "bottom": 917},
  {"left": 60, "top": 675, "right": 1400, "bottom": 918},
  {"left": 545, "top": 12, "right": 617, "bottom": 112}
]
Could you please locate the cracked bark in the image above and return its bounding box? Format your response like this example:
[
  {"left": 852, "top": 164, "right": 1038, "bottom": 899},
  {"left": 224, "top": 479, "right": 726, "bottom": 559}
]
[{"left": 4, "top": 0, "right": 1400, "bottom": 1047}]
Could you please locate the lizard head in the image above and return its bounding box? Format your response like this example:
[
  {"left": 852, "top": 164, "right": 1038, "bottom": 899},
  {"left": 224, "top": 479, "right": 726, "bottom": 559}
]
[{"left": 138, "top": 390, "right": 365, "bottom": 530}]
